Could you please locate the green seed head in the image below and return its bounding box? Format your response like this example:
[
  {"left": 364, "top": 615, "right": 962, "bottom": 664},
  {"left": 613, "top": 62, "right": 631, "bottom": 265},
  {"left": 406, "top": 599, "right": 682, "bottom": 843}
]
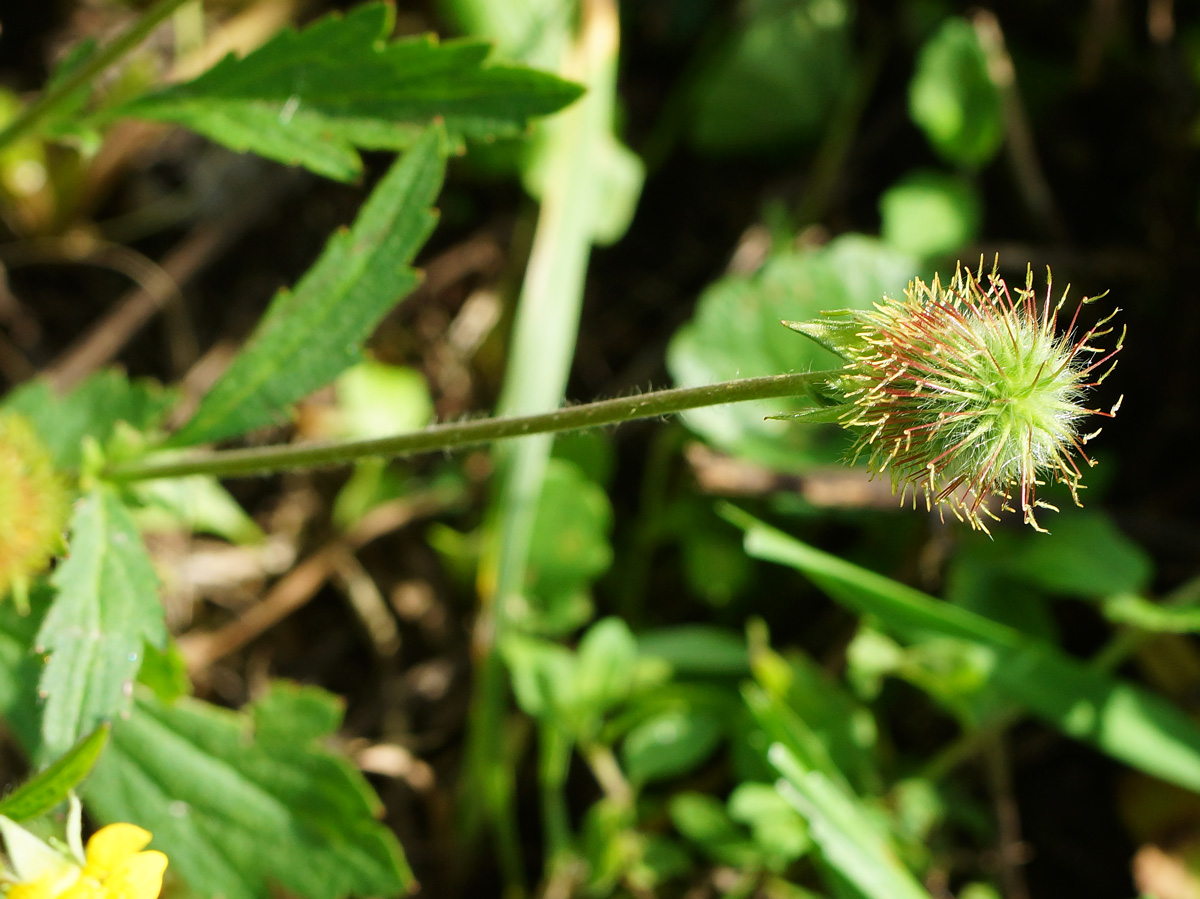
[{"left": 787, "top": 262, "right": 1124, "bottom": 532}]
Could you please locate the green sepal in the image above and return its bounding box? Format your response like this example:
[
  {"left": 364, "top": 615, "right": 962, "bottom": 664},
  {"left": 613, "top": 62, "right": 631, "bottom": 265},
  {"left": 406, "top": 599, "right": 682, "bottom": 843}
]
[
  {"left": 767, "top": 405, "right": 855, "bottom": 425},
  {"left": 0, "top": 725, "right": 110, "bottom": 821},
  {"left": 781, "top": 316, "right": 865, "bottom": 361}
]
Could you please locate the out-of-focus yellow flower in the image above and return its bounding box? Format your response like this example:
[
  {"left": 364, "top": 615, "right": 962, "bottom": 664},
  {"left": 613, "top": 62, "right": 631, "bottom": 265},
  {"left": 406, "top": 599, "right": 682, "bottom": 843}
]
[
  {"left": 0, "top": 817, "right": 167, "bottom": 899},
  {"left": 0, "top": 413, "right": 69, "bottom": 609}
]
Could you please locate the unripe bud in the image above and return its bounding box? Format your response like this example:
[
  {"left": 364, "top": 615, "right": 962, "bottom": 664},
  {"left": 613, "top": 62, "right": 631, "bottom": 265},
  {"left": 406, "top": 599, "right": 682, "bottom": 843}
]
[{"left": 785, "top": 262, "right": 1123, "bottom": 532}]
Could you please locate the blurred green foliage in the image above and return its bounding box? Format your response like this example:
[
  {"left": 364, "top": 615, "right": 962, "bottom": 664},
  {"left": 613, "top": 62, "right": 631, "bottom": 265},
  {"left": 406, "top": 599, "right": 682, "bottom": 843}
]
[{"left": 0, "top": 1, "right": 1191, "bottom": 899}]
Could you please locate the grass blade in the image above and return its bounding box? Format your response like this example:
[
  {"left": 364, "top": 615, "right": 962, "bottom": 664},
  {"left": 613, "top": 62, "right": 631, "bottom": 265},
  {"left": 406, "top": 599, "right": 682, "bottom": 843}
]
[{"left": 727, "top": 507, "right": 1200, "bottom": 794}]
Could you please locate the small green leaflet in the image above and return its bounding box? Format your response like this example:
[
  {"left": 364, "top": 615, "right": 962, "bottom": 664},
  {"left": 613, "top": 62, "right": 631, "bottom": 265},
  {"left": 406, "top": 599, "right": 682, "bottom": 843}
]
[
  {"left": 83, "top": 684, "right": 412, "bottom": 899},
  {"left": 39, "top": 488, "right": 167, "bottom": 762},
  {"left": 0, "top": 725, "right": 109, "bottom": 822},
  {"left": 170, "top": 128, "right": 444, "bottom": 447},
  {"left": 2, "top": 371, "right": 173, "bottom": 470},
  {"left": 105, "top": 2, "right": 583, "bottom": 181}
]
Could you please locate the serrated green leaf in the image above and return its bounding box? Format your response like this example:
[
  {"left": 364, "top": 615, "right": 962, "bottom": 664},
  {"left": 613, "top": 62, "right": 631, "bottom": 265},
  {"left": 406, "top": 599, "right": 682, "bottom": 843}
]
[
  {"left": 39, "top": 488, "right": 167, "bottom": 762},
  {"left": 0, "top": 725, "right": 109, "bottom": 821},
  {"left": 83, "top": 684, "right": 412, "bottom": 899},
  {"left": 106, "top": 3, "right": 582, "bottom": 181},
  {"left": 170, "top": 129, "right": 444, "bottom": 447},
  {"left": 3, "top": 372, "right": 173, "bottom": 470},
  {"left": 252, "top": 681, "right": 343, "bottom": 744},
  {"left": 135, "top": 641, "right": 191, "bottom": 704}
]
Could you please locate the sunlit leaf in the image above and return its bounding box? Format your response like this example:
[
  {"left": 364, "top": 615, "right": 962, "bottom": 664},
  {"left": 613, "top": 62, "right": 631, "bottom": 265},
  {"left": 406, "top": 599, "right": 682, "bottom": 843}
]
[
  {"left": 908, "top": 18, "right": 1003, "bottom": 166},
  {"left": 107, "top": 3, "right": 582, "bottom": 181},
  {"left": 170, "top": 129, "right": 443, "bottom": 446},
  {"left": 84, "top": 684, "right": 412, "bottom": 899},
  {"left": 0, "top": 725, "right": 109, "bottom": 820},
  {"left": 39, "top": 488, "right": 167, "bottom": 762}
]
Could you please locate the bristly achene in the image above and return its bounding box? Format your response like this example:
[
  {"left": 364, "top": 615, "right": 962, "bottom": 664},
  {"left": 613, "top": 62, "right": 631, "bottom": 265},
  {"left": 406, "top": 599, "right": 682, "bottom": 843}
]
[{"left": 785, "top": 261, "right": 1124, "bottom": 532}]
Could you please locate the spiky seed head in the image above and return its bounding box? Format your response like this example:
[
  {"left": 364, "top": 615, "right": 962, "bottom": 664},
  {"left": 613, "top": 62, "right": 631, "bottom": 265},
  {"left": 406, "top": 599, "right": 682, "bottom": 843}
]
[
  {"left": 786, "top": 262, "right": 1124, "bottom": 532},
  {"left": 0, "top": 413, "right": 68, "bottom": 603}
]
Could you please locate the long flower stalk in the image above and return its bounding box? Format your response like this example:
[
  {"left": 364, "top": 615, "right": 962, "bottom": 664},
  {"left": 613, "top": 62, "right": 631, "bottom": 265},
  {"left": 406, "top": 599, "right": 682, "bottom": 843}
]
[{"left": 103, "top": 371, "right": 829, "bottom": 483}]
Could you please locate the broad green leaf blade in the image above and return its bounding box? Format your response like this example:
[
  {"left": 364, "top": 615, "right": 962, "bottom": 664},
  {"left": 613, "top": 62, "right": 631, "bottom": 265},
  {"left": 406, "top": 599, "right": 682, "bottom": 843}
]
[
  {"left": 636, "top": 626, "right": 749, "bottom": 677},
  {"left": 39, "top": 488, "right": 167, "bottom": 761},
  {"left": 769, "top": 745, "right": 934, "bottom": 899},
  {"left": 666, "top": 236, "right": 917, "bottom": 471},
  {"left": 106, "top": 3, "right": 583, "bottom": 181},
  {"left": 731, "top": 509, "right": 1200, "bottom": 794},
  {"left": 668, "top": 793, "right": 761, "bottom": 868},
  {"left": 83, "top": 684, "right": 412, "bottom": 899},
  {"left": 1001, "top": 511, "right": 1153, "bottom": 598},
  {"left": 987, "top": 643, "right": 1200, "bottom": 792},
  {"left": 3, "top": 372, "right": 173, "bottom": 470},
  {"left": 908, "top": 18, "right": 1003, "bottom": 167},
  {"left": 688, "top": 0, "right": 853, "bottom": 155},
  {"left": 0, "top": 587, "right": 46, "bottom": 751},
  {"left": 879, "top": 170, "right": 981, "bottom": 260},
  {"left": 170, "top": 129, "right": 444, "bottom": 447},
  {"left": 574, "top": 618, "right": 637, "bottom": 717},
  {"left": 0, "top": 725, "right": 109, "bottom": 821},
  {"left": 622, "top": 707, "right": 724, "bottom": 785},
  {"left": 129, "top": 475, "right": 263, "bottom": 544}
]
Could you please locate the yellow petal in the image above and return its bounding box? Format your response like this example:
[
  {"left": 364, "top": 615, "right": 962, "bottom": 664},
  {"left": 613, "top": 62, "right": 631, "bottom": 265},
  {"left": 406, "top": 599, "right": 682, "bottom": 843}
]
[
  {"left": 103, "top": 851, "right": 167, "bottom": 899},
  {"left": 56, "top": 878, "right": 103, "bottom": 899},
  {"left": 7, "top": 877, "right": 59, "bottom": 899},
  {"left": 82, "top": 826, "right": 152, "bottom": 881}
]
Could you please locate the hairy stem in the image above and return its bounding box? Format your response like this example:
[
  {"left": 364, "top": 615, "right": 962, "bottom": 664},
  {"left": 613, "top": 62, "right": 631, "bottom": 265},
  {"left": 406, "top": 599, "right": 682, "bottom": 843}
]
[
  {"left": 105, "top": 371, "right": 829, "bottom": 483},
  {"left": 0, "top": 0, "right": 193, "bottom": 153}
]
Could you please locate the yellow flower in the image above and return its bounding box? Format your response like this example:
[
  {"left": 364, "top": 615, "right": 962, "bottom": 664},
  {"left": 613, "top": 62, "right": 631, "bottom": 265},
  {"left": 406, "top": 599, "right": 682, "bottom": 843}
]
[{"left": 0, "top": 819, "right": 166, "bottom": 899}]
